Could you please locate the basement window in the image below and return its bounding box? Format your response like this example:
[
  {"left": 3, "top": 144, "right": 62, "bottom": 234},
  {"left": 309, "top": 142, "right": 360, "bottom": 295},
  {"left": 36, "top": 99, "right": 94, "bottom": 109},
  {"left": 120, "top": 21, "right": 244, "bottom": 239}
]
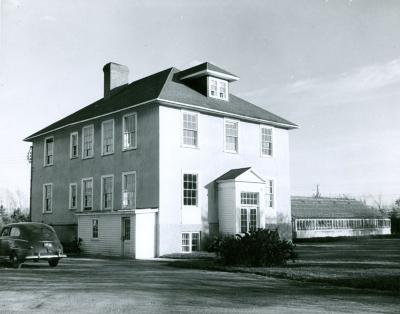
[{"left": 181, "top": 232, "right": 200, "bottom": 252}]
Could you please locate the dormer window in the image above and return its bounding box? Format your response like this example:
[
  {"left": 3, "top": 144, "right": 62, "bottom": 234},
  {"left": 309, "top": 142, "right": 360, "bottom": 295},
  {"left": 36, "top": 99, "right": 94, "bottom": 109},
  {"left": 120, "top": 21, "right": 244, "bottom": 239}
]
[{"left": 208, "top": 77, "right": 228, "bottom": 101}]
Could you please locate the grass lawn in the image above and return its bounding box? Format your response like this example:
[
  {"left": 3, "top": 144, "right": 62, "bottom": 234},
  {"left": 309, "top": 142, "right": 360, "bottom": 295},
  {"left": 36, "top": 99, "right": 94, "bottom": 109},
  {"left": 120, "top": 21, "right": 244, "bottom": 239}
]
[{"left": 167, "top": 238, "right": 400, "bottom": 294}]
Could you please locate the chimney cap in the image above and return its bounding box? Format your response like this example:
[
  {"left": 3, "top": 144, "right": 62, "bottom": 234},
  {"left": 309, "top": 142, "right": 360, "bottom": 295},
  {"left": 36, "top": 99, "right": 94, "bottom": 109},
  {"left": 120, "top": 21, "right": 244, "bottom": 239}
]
[{"left": 103, "top": 62, "right": 129, "bottom": 72}]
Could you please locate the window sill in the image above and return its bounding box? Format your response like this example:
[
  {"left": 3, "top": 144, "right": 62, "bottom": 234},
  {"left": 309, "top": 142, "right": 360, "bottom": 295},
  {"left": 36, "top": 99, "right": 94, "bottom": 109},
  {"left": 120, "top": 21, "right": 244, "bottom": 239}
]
[
  {"left": 43, "top": 164, "right": 53, "bottom": 167},
  {"left": 260, "top": 154, "right": 273, "bottom": 159},
  {"left": 91, "top": 238, "right": 100, "bottom": 241},
  {"left": 82, "top": 156, "right": 94, "bottom": 160},
  {"left": 70, "top": 156, "right": 79, "bottom": 160},
  {"left": 122, "top": 147, "right": 137, "bottom": 152},
  {"left": 181, "top": 144, "right": 199, "bottom": 150},
  {"left": 101, "top": 152, "right": 114, "bottom": 156},
  {"left": 42, "top": 211, "right": 53, "bottom": 214},
  {"left": 69, "top": 207, "right": 77, "bottom": 211},
  {"left": 223, "top": 149, "right": 239, "bottom": 154}
]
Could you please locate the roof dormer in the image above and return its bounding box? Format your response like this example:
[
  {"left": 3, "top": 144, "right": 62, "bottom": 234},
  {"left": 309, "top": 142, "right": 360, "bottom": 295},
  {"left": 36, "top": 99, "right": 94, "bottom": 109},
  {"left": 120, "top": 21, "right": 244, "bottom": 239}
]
[{"left": 178, "top": 62, "right": 239, "bottom": 101}]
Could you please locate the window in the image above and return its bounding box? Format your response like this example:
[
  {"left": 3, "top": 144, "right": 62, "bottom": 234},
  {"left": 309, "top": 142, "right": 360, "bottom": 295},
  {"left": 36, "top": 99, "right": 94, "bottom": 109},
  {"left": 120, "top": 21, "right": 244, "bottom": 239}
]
[
  {"left": 183, "top": 173, "right": 198, "bottom": 206},
  {"left": 181, "top": 232, "right": 200, "bottom": 252},
  {"left": 69, "top": 183, "right": 77, "bottom": 209},
  {"left": 240, "top": 192, "right": 259, "bottom": 233},
  {"left": 10, "top": 227, "right": 21, "bottom": 237},
  {"left": 122, "top": 217, "right": 130, "bottom": 240},
  {"left": 101, "top": 120, "right": 114, "bottom": 155},
  {"left": 240, "top": 208, "right": 248, "bottom": 233},
  {"left": 123, "top": 113, "right": 137, "bottom": 150},
  {"left": 101, "top": 175, "right": 114, "bottom": 210},
  {"left": 70, "top": 132, "right": 78, "bottom": 158},
  {"left": 208, "top": 77, "right": 228, "bottom": 101},
  {"left": 261, "top": 126, "right": 273, "bottom": 156},
  {"left": 43, "top": 183, "right": 53, "bottom": 213},
  {"left": 240, "top": 192, "right": 259, "bottom": 205},
  {"left": 82, "top": 125, "right": 94, "bottom": 158},
  {"left": 182, "top": 111, "right": 198, "bottom": 147},
  {"left": 266, "top": 180, "right": 274, "bottom": 208},
  {"left": 44, "top": 137, "right": 54, "bottom": 166},
  {"left": 82, "top": 178, "right": 93, "bottom": 210},
  {"left": 122, "top": 172, "right": 136, "bottom": 209},
  {"left": 224, "top": 119, "right": 238, "bottom": 152},
  {"left": 92, "top": 219, "right": 98, "bottom": 239}
]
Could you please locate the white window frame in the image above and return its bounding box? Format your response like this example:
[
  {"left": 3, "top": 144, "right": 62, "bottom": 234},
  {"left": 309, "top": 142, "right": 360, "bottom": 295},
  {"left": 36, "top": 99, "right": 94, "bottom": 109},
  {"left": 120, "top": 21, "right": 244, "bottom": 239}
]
[
  {"left": 81, "top": 177, "right": 94, "bottom": 211},
  {"left": 69, "top": 183, "right": 78, "bottom": 210},
  {"left": 260, "top": 125, "right": 274, "bottom": 157},
  {"left": 265, "top": 178, "right": 275, "bottom": 209},
  {"left": 223, "top": 118, "right": 239, "bottom": 153},
  {"left": 122, "top": 112, "right": 137, "bottom": 151},
  {"left": 122, "top": 171, "right": 136, "bottom": 209},
  {"left": 101, "top": 119, "right": 114, "bottom": 156},
  {"left": 92, "top": 218, "right": 99, "bottom": 239},
  {"left": 70, "top": 132, "right": 79, "bottom": 159},
  {"left": 100, "top": 174, "right": 114, "bottom": 210},
  {"left": 181, "top": 232, "right": 201, "bottom": 253},
  {"left": 82, "top": 124, "right": 94, "bottom": 159},
  {"left": 207, "top": 77, "right": 229, "bottom": 101},
  {"left": 182, "top": 172, "right": 199, "bottom": 208},
  {"left": 181, "top": 110, "right": 199, "bottom": 149},
  {"left": 42, "top": 183, "right": 53, "bottom": 213},
  {"left": 43, "top": 136, "right": 54, "bottom": 166},
  {"left": 239, "top": 192, "right": 259, "bottom": 233}
]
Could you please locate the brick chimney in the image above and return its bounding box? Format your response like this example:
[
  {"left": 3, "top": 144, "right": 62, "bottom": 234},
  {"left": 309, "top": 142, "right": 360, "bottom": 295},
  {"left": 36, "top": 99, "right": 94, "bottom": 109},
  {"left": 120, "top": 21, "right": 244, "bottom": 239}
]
[{"left": 103, "top": 62, "right": 129, "bottom": 98}]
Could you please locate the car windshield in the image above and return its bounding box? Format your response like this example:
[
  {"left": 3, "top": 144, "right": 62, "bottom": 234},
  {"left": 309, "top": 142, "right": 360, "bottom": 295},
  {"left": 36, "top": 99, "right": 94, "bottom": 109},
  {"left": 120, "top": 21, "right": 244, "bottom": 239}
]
[{"left": 21, "top": 225, "right": 58, "bottom": 241}]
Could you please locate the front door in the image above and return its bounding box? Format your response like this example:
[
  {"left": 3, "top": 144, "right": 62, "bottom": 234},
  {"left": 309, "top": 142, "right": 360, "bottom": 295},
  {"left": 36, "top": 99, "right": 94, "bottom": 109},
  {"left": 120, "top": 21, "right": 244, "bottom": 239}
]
[{"left": 121, "top": 217, "right": 132, "bottom": 257}]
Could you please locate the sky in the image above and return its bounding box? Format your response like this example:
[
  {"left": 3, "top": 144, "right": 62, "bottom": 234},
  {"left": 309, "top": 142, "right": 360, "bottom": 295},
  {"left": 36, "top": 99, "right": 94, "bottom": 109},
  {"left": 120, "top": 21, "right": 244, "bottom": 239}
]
[{"left": 0, "top": 0, "right": 400, "bottom": 208}]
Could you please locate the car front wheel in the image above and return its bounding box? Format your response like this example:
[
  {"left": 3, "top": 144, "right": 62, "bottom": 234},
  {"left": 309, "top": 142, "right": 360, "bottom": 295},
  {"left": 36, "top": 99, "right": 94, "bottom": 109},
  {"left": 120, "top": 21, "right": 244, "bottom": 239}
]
[
  {"left": 9, "top": 252, "right": 22, "bottom": 269},
  {"left": 48, "top": 259, "right": 59, "bottom": 267}
]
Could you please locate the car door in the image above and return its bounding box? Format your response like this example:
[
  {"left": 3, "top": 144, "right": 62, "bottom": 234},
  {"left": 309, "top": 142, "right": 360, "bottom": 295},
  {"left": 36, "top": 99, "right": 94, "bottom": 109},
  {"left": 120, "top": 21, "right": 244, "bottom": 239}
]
[{"left": 0, "top": 227, "right": 11, "bottom": 257}]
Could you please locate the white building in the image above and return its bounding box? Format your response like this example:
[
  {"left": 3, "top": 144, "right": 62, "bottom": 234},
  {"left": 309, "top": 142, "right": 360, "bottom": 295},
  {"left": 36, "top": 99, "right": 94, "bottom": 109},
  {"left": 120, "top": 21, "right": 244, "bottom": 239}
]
[{"left": 24, "top": 62, "right": 297, "bottom": 258}]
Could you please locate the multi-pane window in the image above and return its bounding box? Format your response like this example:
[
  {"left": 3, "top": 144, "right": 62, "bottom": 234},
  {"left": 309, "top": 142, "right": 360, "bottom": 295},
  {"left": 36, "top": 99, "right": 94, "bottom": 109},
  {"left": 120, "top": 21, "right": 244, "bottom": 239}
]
[
  {"left": 101, "top": 175, "right": 113, "bottom": 210},
  {"left": 249, "top": 208, "right": 257, "bottom": 231},
  {"left": 208, "top": 77, "right": 228, "bottom": 100},
  {"left": 182, "top": 112, "right": 198, "bottom": 147},
  {"left": 69, "top": 183, "right": 77, "bottom": 209},
  {"left": 70, "top": 132, "right": 78, "bottom": 158},
  {"left": 43, "top": 184, "right": 52, "bottom": 213},
  {"left": 240, "top": 208, "right": 248, "bottom": 233},
  {"left": 266, "top": 180, "right": 274, "bottom": 208},
  {"left": 183, "top": 173, "right": 198, "bottom": 206},
  {"left": 44, "top": 137, "right": 54, "bottom": 166},
  {"left": 224, "top": 120, "right": 238, "bottom": 152},
  {"left": 82, "top": 125, "right": 94, "bottom": 158},
  {"left": 240, "top": 192, "right": 259, "bottom": 205},
  {"left": 122, "top": 172, "right": 136, "bottom": 209},
  {"left": 240, "top": 192, "right": 259, "bottom": 233},
  {"left": 92, "top": 219, "right": 98, "bottom": 238},
  {"left": 123, "top": 113, "right": 137, "bottom": 150},
  {"left": 261, "top": 126, "right": 273, "bottom": 156},
  {"left": 102, "top": 120, "right": 114, "bottom": 155},
  {"left": 122, "top": 218, "right": 131, "bottom": 240},
  {"left": 181, "top": 232, "right": 200, "bottom": 252},
  {"left": 82, "top": 178, "right": 93, "bottom": 210}
]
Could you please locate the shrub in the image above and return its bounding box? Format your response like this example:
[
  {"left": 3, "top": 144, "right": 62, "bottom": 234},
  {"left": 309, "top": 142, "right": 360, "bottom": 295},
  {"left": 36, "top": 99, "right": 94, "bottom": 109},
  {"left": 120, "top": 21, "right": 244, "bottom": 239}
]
[{"left": 211, "top": 229, "right": 297, "bottom": 267}]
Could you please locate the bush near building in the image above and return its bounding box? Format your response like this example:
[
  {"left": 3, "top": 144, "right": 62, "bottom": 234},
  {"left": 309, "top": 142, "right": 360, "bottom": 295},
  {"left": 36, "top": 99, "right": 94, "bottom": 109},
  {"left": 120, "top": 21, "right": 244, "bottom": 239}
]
[{"left": 209, "top": 229, "right": 297, "bottom": 266}]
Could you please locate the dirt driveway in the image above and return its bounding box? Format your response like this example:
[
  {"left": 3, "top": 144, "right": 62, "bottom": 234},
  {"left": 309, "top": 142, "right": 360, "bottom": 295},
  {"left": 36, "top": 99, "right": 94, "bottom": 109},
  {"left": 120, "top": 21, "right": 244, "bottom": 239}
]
[{"left": 0, "top": 257, "right": 398, "bottom": 314}]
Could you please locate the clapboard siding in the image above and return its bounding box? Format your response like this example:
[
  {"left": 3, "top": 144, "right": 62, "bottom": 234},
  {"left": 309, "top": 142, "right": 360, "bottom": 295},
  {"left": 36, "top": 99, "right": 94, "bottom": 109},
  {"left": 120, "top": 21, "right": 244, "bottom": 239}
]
[
  {"left": 218, "top": 182, "right": 236, "bottom": 234},
  {"left": 78, "top": 214, "right": 135, "bottom": 256}
]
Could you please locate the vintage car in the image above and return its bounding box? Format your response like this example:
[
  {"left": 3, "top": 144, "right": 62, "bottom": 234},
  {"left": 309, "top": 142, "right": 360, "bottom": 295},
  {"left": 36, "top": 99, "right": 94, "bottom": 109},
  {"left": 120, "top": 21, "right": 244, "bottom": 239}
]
[{"left": 0, "top": 222, "right": 66, "bottom": 268}]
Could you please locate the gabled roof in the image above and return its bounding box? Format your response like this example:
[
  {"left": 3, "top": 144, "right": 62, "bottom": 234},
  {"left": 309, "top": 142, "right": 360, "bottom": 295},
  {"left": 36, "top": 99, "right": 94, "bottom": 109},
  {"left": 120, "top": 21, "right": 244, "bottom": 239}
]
[
  {"left": 24, "top": 63, "right": 297, "bottom": 141},
  {"left": 291, "top": 196, "right": 385, "bottom": 219},
  {"left": 215, "top": 167, "right": 251, "bottom": 181}
]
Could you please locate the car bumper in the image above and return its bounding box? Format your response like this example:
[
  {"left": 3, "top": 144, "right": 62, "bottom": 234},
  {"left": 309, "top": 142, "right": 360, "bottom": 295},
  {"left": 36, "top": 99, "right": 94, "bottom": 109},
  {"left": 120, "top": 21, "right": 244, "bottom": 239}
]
[{"left": 25, "top": 254, "right": 67, "bottom": 260}]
